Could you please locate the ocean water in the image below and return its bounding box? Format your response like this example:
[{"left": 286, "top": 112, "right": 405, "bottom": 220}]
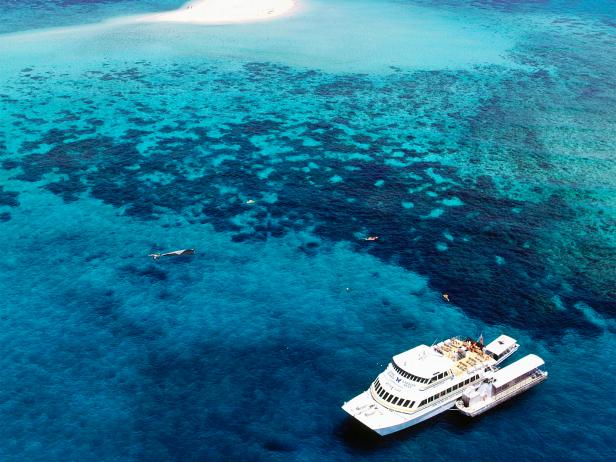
[{"left": 0, "top": 0, "right": 615, "bottom": 461}]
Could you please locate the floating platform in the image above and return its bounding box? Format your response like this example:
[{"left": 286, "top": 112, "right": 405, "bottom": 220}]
[{"left": 455, "top": 354, "right": 547, "bottom": 417}]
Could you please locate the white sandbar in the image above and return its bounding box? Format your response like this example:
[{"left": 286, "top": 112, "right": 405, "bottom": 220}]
[{"left": 136, "top": 0, "right": 297, "bottom": 25}]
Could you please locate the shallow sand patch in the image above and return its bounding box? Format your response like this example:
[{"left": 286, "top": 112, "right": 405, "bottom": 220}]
[{"left": 135, "top": 0, "right": 297, "bottom": 25}]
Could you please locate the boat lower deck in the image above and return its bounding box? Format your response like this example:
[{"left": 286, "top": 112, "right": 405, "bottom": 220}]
[{"left": 456, "top": 371, "right": 548, "bottom": 417}]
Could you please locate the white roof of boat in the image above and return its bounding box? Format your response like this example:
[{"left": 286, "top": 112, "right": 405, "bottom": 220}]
[
  {"left": 493, "top": 354, "right": 544, "bottom": 387},
  {"left": 393, "top": 344, "right": 453, "bottom": 378},
  {"left": 484, "top": 334, "right": 517, "bottom": 356}
]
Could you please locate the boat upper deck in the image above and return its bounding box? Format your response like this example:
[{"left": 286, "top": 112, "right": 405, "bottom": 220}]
[{"left": 433, "top": 338, "right": 495, "bottom": 376}]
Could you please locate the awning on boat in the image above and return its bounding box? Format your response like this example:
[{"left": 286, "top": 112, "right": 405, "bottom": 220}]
[
  {"left": 484, "top": 334, "right": 517, "bottom": 357},
  {"left": 492, "top": 354, "right": 544, "bottom": 389}
]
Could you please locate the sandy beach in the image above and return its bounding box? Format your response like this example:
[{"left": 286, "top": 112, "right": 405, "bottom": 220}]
[{"left": 136, "top": 0, "right": 297, "bottom": 25}]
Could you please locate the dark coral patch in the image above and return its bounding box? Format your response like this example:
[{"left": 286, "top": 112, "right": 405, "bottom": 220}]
[
  {"left": 0, "top": 187, "right": 19, "bottom": 207},
  {"left": 4, "top": 59, "right": 613, "bottom": 337}
]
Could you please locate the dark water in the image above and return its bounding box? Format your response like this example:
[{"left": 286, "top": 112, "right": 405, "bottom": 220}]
[{"left": 0, "top": 0, "right": 614, "bottom": 460}]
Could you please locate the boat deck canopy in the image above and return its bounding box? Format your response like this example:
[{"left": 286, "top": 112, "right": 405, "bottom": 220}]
[{"left": 493, "top": 354, "right": 544, "bottom": 388}]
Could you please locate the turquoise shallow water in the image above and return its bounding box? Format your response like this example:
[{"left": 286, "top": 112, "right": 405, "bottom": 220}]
[{"left": 0, "top": 0, "right": 615, "bottom": 460}]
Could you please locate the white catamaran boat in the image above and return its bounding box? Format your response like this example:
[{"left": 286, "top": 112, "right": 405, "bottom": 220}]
[
  {"left": 455, "top": 354, "right": 548, "bottom": 417},
  {"left": 341, "top": 335, "right": 515, "bottom": 436}
]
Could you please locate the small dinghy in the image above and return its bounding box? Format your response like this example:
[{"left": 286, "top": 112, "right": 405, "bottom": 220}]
[{"left": 149, "top": 249, "right": 195, "bottom": 260}]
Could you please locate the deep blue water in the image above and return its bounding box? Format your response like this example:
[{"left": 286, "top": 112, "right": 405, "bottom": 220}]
[{"left": 0, "top": 0, "right": 615, "bottom": 461}]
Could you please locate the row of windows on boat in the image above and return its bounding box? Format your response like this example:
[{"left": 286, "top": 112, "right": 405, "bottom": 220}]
[
  {"left": 392, "top": 361, "right": 449, "bottom": 384},
  {"left": 373, "top": 374, "right": 480, "bottom": 408},
  {"left": 373, "top": 379, "right": 415, "bottom": 408}
]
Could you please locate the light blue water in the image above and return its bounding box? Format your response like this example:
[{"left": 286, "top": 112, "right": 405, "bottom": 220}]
[{"left": 0, "top": 0, "right": 615, "bottom": 461}]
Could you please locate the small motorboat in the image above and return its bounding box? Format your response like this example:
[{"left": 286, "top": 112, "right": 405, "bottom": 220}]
[
  {"left": 149, "top": 249, "right": 195, "bottom": 260},
  {"left": 364, "top": 236, "right": 379, "bottom": 241}
]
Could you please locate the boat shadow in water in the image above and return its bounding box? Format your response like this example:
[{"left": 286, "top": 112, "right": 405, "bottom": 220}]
[
  {"left": 338, "top": 382, "right": 546, "bottom": 450},
  {"left": 336, "top": 411, "right": 471, "bottom": 452}
]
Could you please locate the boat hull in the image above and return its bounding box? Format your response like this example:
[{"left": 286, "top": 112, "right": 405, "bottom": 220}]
[{"left": 342, "top": 390, "right": 460, "bottom": 436}]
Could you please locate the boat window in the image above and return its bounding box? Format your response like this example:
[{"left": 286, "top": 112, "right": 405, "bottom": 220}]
[
  {"left": 391, "top": 397, "right": 399, "bottom": 405},
  {"left": 387, "top": 394, "right": 395, "bottom": 403},
  {"left": 383, "top": 392, "right": 390, "bottom": 400},
  {"left": 447, "top": 387, "right": 452, "bottom": 393},
  {"left": 419, "top": 399, "right": 426, "bottom": 406},
  {"left": 402, "top": 399, "right": 410, "bottom": 407}
]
